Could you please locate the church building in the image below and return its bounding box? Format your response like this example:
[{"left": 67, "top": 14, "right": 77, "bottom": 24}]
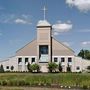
[{"left": 0, "top": 8, "right": 90, "bottom": 72}]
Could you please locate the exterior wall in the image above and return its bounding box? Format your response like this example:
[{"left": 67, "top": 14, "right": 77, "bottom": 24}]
[
  {"left": 52, "top": 56, "right": 74, "bottom": 72},
  {"left": 52, "top": 56, "right": 90, "bottom": 72},
  {"left": 39, "top": 63, "right": 48, "bottom": 72},
  {"left": 37, "top": 27, "right": 51, "bottom": 42},
  {"left": 0, "top": 56, "right": 37, "bottom": 72},
  {"left": 82, "top": 59, "right": 90, "bottom": 71},
  {"left": 37, "top": 26, "right": 52, "bottom": 63},
  {"left": 16, "top": 56, "right": 37, "bottom": 71},
  {"left": 0, "top": 56, "right": 18, "bottom": 71},
  {"left": 0, "top": 56, "right": 90, "bottom": 72},
  {"left": 73, "top": 57, "right": 83, "bottom": 72}
]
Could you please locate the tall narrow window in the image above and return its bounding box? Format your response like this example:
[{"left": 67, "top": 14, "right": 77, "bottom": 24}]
[
  {"left": 54, "top": 57, "right": 58, "bottom": 62},
  {"left": 32, "top": 58, "right": 35, "bottom": 63},
  {"left": 25, "top": 58, "right": 28, "bottom": 64},
  {"left": 18, "top": 58, "right": 22, "bottom": 64},
  {"left": 61, "top": 57, "right": 65, "bottom": 62},
  {"left": 68, "top": 58, "right": 72, "bottom": 62}
]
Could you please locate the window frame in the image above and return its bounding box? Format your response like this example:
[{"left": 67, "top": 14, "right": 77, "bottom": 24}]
[
  {"left": 61, "top": 57, "right": 65, "bottom": 62},
  {"left": 31, "top": 57, "right": 35, "bottom": 63},
  {"left": 18, "top": 58, "right": 22, "bottom": 64},
  {"left": 54, "top": 57, "right": 58, "bottom": 62},
  {"left": 25, "top": 58, "right": 28, "bottom": 64},
  {"left": 68, "top": 57, "right": 72, "bottom": 62}
]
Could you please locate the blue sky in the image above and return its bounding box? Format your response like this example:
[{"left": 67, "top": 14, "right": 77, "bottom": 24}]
[{"left": 0, "top": 0, "right": 90, "bottom": 59}]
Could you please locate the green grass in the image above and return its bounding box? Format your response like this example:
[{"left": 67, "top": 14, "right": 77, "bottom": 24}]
[{"left": 0, "top": 73, "right": 90, "bottom": 88}]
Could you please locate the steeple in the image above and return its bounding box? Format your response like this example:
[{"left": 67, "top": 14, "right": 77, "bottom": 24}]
[
  {"left": 37, "top": 6, "right": 51, "bottom": 27},
  {"left": 42, "top": 6, "right": 47, "bottom": 20},
  {"left": 36, "top": 6, "right": 52, "bottom": 64}
]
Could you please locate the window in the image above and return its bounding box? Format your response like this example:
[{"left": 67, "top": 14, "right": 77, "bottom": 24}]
[
  {"left": 6, "top": 66, "right": 9, "bottom": 69},
  {"left": 25, "top": 58, "right": 28, "bottom": 64},
  {"left": 61, "top": 57, "right": 65, "bottom": 62},
  {"left": 32, "top": 58, "right": 35, "bottom": 63},
  {"left": 76, "top": 66, "right": 80, "bottom": 70},
  {"left": 54, "top": 57, "right": 58, "bottom": 62},
  {"left": 39, "top": 45, "right": 48, "bottom": 54},
  {"left": 68, "top": 58, "right": 72, "bottom": 62},
  {"left": 18, "top": 58, "right": 22, "bottom": 64}
]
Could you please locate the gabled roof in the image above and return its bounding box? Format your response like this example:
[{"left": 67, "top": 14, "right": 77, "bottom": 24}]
[
  {"left": 16, "top": 38, "right": 36, "bottom": 53},
  {"left": 53, "top": 37, "right": 75, "bottom": 53}
]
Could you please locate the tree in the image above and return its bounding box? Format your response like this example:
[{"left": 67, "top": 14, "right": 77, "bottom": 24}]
[
  {"left": 58, "top": 62, "right": 62, "bottom": 72},
  {"left": 27, "top": 63, "right": 32, "bottom": 72},
  {"left": 0, "top": 64, "right": 4, "bottom": 73},
  {"left": 67, "top": 63, "right": 71, "bottom": 72},
  {"left": 11, "top": 66, "right": 14, "bottom": 71},
  {"left": 78, "top": 49, "right": 90, "bottom": 60},
  {"left": 48, "top": 62, "right": 58, "bottom": 73},
  {"left": 31, "top": 64, "right": 40, "bottom": 73}
]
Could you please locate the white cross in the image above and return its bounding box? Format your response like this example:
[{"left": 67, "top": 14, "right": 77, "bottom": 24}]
[{"left": 42, "top": 6, "right": 47, "bottom": 20}]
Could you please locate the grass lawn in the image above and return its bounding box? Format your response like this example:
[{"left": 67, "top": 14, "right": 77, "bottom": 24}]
[{"left": 0, "top": 73, "right": 90, "bottom": 89}]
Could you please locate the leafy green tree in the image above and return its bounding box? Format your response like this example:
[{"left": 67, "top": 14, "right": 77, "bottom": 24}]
[
  {"left": 27, "top": 63, "right": 32, "bottom": 72},
  {"left": 31, "top": 64, "right": 40, "bottom": 72},
  {"left": 58, "top": 62, "right": 62, "bottom": 72},
  {"left": 48, "top": 62, "right": 58, "bottom": 73},
  {"left": 78, "top": 49, "right": 90, "bottom": 60},
  {"left": 0, "top": 64, "right": 4, "bottom": 73}
]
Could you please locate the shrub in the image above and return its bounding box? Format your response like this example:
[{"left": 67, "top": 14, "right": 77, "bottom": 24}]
[
  {"left": 5, "top": 70, "right": 10, "bottom": 73},
  {"left": 0, "top": 64, "right": 4, "bottom": 73},
  {"left": 11, "top": 65, "right": 14, "bottom": 71},
  {"left": 48, "top": 62, "right": 58, "bottom": 73},
  {"left": 31, "top": 64, "right": 40, "bottom": 73},
  {"left": 67, "top": 64, "right": 71, "bottom": 72},
  {"left": 27, "top": 63, "right": 32, "bottom": 72},
  {"left": 58, "top": 62, "right": 62, "bottom": 72}
]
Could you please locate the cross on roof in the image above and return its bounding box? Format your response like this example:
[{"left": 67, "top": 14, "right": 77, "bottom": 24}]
[{"left": 42, "top": 6, "right": 47, "bottom": 20}]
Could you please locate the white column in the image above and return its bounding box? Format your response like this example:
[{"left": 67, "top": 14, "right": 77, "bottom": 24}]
[{"left": 22, "top": 57, "right": 25, "bottom": 71}]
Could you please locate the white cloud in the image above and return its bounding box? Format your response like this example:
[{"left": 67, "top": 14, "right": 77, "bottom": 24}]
[
  {"left": 81, "top": 41, "right": 90, "bottom": 48},
  {"left": 82, "top": 41, "right": 90, "bottom": 45},
  {"left": 0, "top": 14, "right": 32, "bottom": 24},
  {"left": 53, "top": 23, "right": 72, "bottom": 32},
  {"left": 53, "top": 32, "right": 59, "bottom": 36},
  {"left": 14, "top": 18, "right": 31, "bottom": 24},
  {"left": 66, "top": 0, "right": 90, "bottom": 12},
  {"left": 52, "top": 21, "right": 72, "bottom": 36}
]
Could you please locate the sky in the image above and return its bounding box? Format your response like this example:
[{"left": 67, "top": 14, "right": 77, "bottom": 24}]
[{"left": 0, "top": 0, "right": 90, "bottom": 59}]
